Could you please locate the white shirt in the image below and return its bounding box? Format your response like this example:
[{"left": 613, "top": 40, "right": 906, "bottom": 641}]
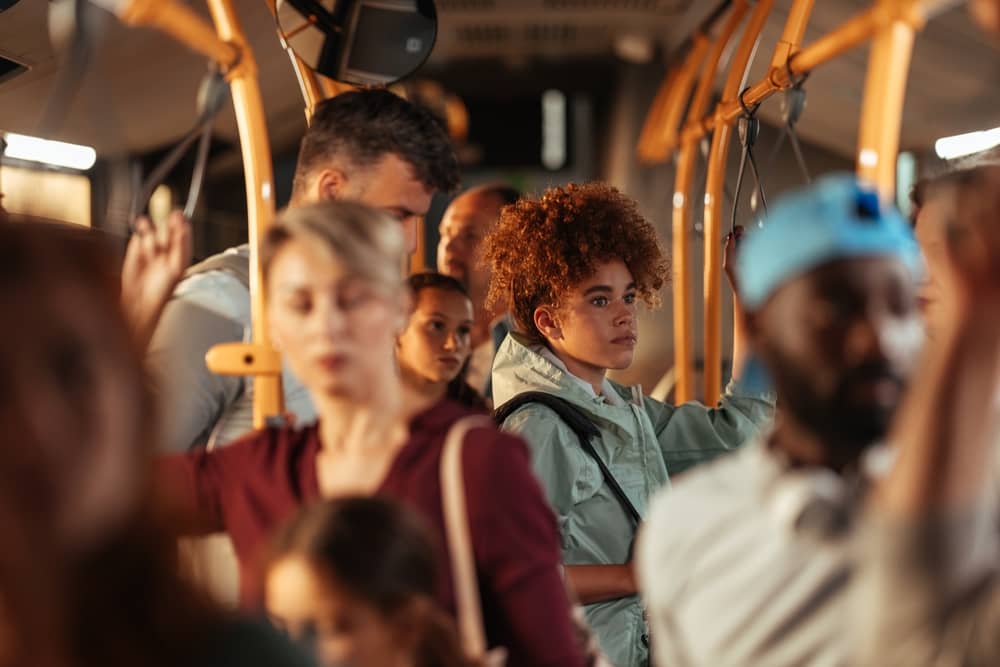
[{"left": 638, "top": 440, "right": 887, "bottom": 667}]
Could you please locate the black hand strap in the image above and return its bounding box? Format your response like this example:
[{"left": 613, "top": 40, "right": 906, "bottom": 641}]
[{"left": 495, "top": 391, "right": 642, "bottom": 526}]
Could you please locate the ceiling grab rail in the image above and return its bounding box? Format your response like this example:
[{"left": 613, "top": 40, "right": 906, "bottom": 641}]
[
  {"left": 113, "top": 0, "right": 285, "bottom": 428},
  {"left": 669, "top": 0, "right": 749, "bottom": 403},
  {"left": 702, "top": 0, "right": 774, "bottom": 403}
]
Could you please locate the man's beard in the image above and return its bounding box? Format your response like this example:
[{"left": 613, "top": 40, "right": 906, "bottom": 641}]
[{"left": 765, "top": 349, "right": 904, "bottom": 458}]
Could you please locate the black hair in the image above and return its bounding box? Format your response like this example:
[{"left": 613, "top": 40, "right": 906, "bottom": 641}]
[{"left": 291, "top": 89, "right": 460, "bottom": 201}]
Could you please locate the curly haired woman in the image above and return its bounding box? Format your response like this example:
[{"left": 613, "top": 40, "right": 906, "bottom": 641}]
[{"left": 484, "top": 182, "right": 774, "bottom": 667}]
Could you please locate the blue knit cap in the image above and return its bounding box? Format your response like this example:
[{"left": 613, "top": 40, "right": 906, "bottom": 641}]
[{"left": 737, "top": 173, "right": 922, "bottom": 311}]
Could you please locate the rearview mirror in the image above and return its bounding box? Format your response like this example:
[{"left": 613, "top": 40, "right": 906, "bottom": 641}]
[{"left": 276, "top": 0, "right": 437, "bottom": 87}]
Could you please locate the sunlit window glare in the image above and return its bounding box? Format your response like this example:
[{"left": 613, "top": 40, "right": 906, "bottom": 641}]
[
  {"left": 934, "top": 127, "right": 1000, "bottom": 160},
  {"left": 2, "top": 132, "right": 97, "bottom": 170}
]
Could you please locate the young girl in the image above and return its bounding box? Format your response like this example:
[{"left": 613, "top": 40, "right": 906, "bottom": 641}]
[
  {"left": 266, "top": 497, "right": 471, "bottom": 667},
  {"left": 397, "top": 273, "right": 487, "bottom": 411},
  {"left": 483, "top": 182, "right": 774, "bottom": 667},
  {"left": 158, "top": 201, "right": 585, "bottom": 666}
]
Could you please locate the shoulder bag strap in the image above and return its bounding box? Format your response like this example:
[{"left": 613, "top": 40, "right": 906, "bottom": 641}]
[
  {"left": 495, "top": 392, "right": 641, "bottom": 526},
  {"left": 440, "top": 414, "right": 494, "bottom": 658}
]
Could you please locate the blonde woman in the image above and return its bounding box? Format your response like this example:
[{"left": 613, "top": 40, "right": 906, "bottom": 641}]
[{"left": 158, "top": 201, "right": 585, "bottom": 666}]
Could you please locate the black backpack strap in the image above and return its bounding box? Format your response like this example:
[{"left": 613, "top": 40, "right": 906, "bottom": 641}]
[{"left": 495, "top": 391, "right": 641, "bottom": 526}]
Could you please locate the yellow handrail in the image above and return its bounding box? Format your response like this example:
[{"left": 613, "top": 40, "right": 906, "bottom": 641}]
[{"left": 669, "top": 1, "right": 749, "bottom": 404}]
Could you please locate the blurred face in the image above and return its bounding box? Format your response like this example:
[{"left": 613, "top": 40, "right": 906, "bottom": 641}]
[
  {"left": 437, "top": 192, "right": 503, "bottom": 295},
  {"left": 322, "top": 154, "right": 433, "bottom": 255},
  {"left": 914, "top": 189, "right": 958, "bottom": 333},
  {"left": 266, "top": 556, "right": 414, "bottom": 667},
  {"left": 0, "top": 280, "right": 144, "bottom": 550},
  {"left": 267, "top": 238, "right": 406, "bottom": 404},
  {"left": 539, "top": 259, "right": 639, "bottom": 380},
  {"left": 752, "top": 257, "right": 923, "bottom": 461},
  {"left": 397, "top": 288, "right": 474, "bottom": 387}
]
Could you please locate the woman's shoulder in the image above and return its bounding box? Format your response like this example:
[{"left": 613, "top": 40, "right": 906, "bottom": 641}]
[{"left": 412, "top": 398, "right": 529, "bottom": 461}]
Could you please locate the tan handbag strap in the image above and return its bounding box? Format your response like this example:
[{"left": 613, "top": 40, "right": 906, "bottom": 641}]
[{"left": 440, "top": 415, "right": 493, "bottom": 658}]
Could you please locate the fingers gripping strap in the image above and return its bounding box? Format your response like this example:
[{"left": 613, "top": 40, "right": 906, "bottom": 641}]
[{"left": 441, "top": 415, "right": 494, "bottom": 659}]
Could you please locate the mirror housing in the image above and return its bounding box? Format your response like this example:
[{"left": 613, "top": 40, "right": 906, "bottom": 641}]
[{"left": 276, "top": 0, "right": 436, "bottom": 87}]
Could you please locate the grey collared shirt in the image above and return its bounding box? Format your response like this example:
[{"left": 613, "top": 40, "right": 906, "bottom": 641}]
[{"left": 638, "top": 440, "right": 882, "bottom": 667}]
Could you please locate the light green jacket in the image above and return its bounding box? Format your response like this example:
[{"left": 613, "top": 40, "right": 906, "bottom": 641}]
[{"left": 493, "top": 334, "right": 775, "bottom": 667}]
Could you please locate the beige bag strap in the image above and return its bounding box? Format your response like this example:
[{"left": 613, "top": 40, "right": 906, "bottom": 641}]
[{"left": 440, "top": 415, "right": 494, "bottom": 658}]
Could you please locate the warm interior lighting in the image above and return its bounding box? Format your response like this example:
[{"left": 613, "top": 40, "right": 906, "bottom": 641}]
[
  {"left": 2, "top": 132, "right": 97, "bottom": 170},
  {"left": 934, "top": 127, "right": 1000, "bottom": 160}
]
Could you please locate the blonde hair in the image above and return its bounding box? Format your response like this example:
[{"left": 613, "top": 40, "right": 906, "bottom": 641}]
[{"left": 262, "top": 200, "right": 404, "bottom": 291}]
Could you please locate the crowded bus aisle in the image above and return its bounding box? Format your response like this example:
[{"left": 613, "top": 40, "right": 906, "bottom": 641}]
[{"left": 2, "top": 1, "right": 1000, "bottom": 666}]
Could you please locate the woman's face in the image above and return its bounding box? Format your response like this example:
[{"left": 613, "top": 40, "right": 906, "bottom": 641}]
[
  {"left": 397, "top": 287, "right": 474, "bottom": 387},
  {"left": 0, "top": 280, "right": 145, "bottom": 551},
  {"left": 266, "top": 556, "right": 415, "bottom": 667},
  {"left": 540, "top": 259, "right": 639, "bottom": 377},
  {"left": 266, "top": 238, "right": 406, "bottom": 404}
]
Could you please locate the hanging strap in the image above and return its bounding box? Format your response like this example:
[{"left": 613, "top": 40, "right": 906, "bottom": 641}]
[
  {"left": 440, "top": 415, "right": 495, "bottom": 659},
  {"left": 731, "top": 87, "right": 769, "bottom": 235},
  {"left": 494, "top": 392, "right": 641, "bottom": 526}
]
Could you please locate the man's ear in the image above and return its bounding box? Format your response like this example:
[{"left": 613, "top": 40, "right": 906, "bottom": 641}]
[
  {"left": 315, "top": 168, "right": 349, "bottom": 202},
  {"left": 534, "top": 305, "right": 562, "bottom": 342}
]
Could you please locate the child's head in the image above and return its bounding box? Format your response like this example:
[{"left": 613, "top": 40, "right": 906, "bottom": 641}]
[
  {"left": 483, "top": 182, "right": 668, "bottom": 374},
  {"left": 265, "top": 497, "right": 468, "bottom": 667}
]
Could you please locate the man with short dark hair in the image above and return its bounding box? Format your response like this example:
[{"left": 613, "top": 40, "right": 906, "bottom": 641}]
[
  {"left": 638, "top": 175, "right": 924, "bottom": 666},
  {"left": 150, "top": 88, "right": 459, "bottom": 454},
  {"left": 146, "top": 89, "right": 459, "bottom": 605},
  {"left": 436, "top": 183, "right": 519, "bottom": 396}
]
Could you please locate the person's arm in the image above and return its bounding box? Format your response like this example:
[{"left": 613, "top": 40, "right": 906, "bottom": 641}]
[
  {"left": 859, "top": 168, "right": 1000, "bottom": 666},
  {"left": 465, "top": 430, "right": 586, "bottom": 667},
  {"left": 724, "top": 226, "right": 749, "bottom": 379},
  {"left": 154, "top": 431, "right": 266, "bottom": 536},
  {"left": 120, "top": 213, "right": 192, "bottom": 351},
  {"left": 563, "top": 564, "right": 635, "bottom": 604},
  {"left": 647, "top": 384, "right": 774, "bottom": 477},
  {"left": 146, "top": 280, "right": 247, "bottom": 452}
]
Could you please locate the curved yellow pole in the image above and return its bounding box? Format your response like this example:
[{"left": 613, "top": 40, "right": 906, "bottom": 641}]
[
  {"left": 856, "top": 1, "right": 923, "bottom": 199},
  {"left": 205, "top": 0, "right": 284, "bottom": 427},
  {"left": 671, "top": 1, "right": 749, "bottom": 403},
  {"left": 702, "top": 0, "right": 774, "bottom": 402}
]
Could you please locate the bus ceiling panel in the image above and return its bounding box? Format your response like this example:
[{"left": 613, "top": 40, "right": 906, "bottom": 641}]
[{"left": 0, "top": 0, "right": 304, "bottom": 156}]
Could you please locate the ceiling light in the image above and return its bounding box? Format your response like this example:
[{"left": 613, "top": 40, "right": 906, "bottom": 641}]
[
  {"left": 934, "top": 127, "right": 1000, "bottom": 160},
  {"left": 2, "top": 132, "right": 97, "bottom": 170}
]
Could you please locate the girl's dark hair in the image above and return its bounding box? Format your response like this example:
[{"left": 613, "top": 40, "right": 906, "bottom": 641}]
[
  {"left": 406, "top": 272, "right": 489, "bottom": 412},
  {"left": 269, "top": 497, "right": 472, "bottom": 667}
]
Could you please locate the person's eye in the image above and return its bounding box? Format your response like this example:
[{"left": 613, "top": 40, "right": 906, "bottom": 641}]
[
  {"left": 623, "top": 293, "right": 637, "bottom": 305},
  {"left": 287, "top": 297, "right": 312, "bottom": 314},
  {"left": 339, "top": 284, "right": 373, "bottom": 310},
  {"left": 590, "top": 296, "right": 609, "bottom": 307}
]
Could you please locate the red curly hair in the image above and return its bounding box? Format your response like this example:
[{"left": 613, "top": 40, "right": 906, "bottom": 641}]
[{"left": 482, "top": 182, "right": 668, "bottom": 343}]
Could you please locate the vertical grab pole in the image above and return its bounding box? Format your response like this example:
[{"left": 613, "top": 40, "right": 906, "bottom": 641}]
[
  {"left": 856, "top": 1, "right": 921, "bottom": 201},
  {"left": 702, "top": 0, "right": 774, "bottom": 402},
  {"left": 671, "top": 2, "right": 749, "bottom": 404},
  {"left": 206, "top": 0, "right": 284, "bottom": 427}
]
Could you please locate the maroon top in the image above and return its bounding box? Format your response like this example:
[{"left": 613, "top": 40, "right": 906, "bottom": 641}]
[{"left": 159, "top": 400, "right": 584, "bottom": 667}]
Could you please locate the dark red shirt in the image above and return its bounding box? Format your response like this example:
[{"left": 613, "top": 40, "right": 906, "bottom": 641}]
[{"left": 159, "top": 400, "right": 584, "bottom": 667}]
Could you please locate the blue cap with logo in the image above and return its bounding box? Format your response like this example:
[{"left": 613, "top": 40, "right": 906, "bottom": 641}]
[{"left": 736, "top": 173, "right": 922, "bottom": 311}]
